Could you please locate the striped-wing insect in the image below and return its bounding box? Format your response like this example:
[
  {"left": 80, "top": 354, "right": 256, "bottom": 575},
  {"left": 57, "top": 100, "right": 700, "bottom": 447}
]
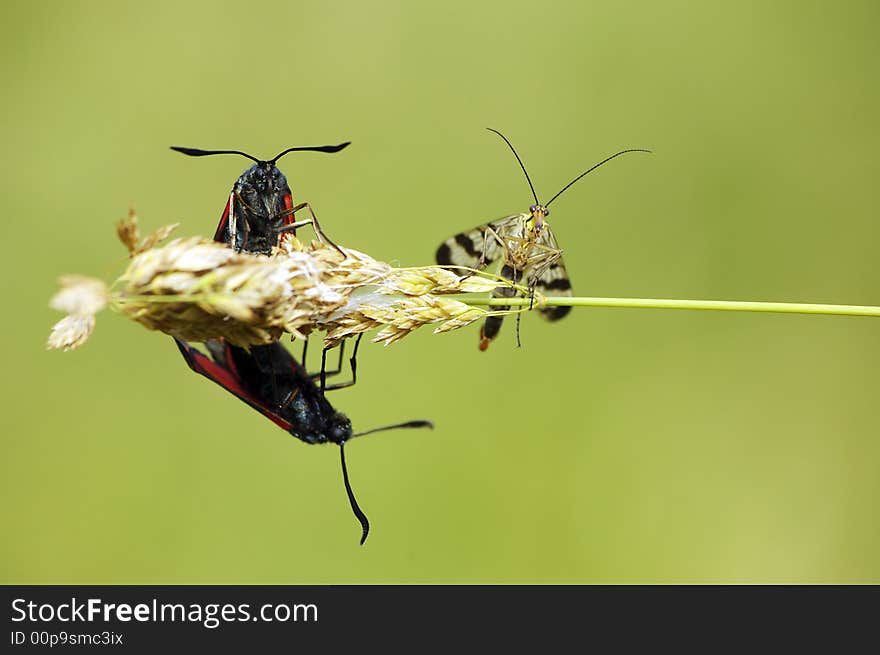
[
  {"left": 176, "top": 339, "right": 432, "bottom": 545},
  {"left": 436, "top": 128, "right": 649, "bottom": 350},
  {"left": 170, "top": 143, "right": 350, "bottom": 255}
]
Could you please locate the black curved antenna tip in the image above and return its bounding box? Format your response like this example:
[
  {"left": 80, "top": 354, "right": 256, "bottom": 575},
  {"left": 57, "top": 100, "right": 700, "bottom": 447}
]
[
  {"left": 270, "top": 141, "right": 353, "bottom": 163},
  {"left": 405, "top": 420, "right": 434, "bottom": 430},
  {"left": 169, "top": 146, "right": 206, "bottom": 156},
  {"left": 351, "top": 419, "right": 435, "bottom": 438},
  {"left": 340, "top": 443, "right": 370, "bottom": 546},
  {"left": 169, "top": 146, "right": 261, "bottom": 163},
  {"left": 485, "top": 128, "right": 540, "bottom": 206},
  {"left": 296, "top": 141, "right": 351, "bottom": 154},
  {"left": 544, "top": 148, "right": 653, "bottom": 208}
]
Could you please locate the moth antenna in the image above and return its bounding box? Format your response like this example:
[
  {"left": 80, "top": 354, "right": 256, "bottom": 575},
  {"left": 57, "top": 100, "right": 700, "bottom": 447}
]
[
  {"left": 169, "top": 146, "right": 261, "bottom": 164},
  {"left": 341, "top": 420, "right": 432, "bottom": 545},
  {"left": 339, "top": 442, "right": 370, "bottom": 545},
  {"left": 487, "top": 128, "right": 540, "bottom": 206},
  {"left": 270, "top": 142, "right": 352, "bottom": 163},
  {"left": 545, "top": 149, "right": 652, "bottom": 208},
  {"left": 170, "top": 142, "right": 351, "bottom": 165},
  {"left": 352, "top": 420, "right": 434, "bottom": 439}
]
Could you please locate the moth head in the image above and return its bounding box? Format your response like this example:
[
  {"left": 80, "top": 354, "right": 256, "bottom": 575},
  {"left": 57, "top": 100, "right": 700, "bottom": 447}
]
[
  {"left": 169, "top": 142, "right": 351, "bottom": 220},
  {"left": 326, "top": 410, "right": 353, "bottom": 445},
  {"left": 237, "top": 161, "right": 289, "bottom": 205}
]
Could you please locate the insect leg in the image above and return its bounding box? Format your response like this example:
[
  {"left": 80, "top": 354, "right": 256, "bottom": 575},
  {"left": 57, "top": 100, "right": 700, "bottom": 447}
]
[
  {"left": 277, "top": 386, "right": 301, "bottom": 412},
  {"left": 323, "top": 333, "right": 363, "bottom": 391},
  {"left": 483, "top": 225, "right": 508, "bottom": 267},
  {"left": 310, "top": 340, "right": 346, "bottom": 381},
  {"left": 526, "top": 246, "right": 563, "bottom": 310},
  {"left": 230, "top": 190, "right": 258, "bottom": 252},
  {"left": 480, "top": 265, "right": 522, "bottom": 351},
  {"left": 278, "top": 202, "right": 346, "bottom": 257},
  {"left": 514, "top": 307, "right": 522, "bottom": 348},
  {"left": 457, "top": 224, "right": 507, "bottom": 279},
  {"left": 318, "top": 340, "right": 354, "bottom": 392}
]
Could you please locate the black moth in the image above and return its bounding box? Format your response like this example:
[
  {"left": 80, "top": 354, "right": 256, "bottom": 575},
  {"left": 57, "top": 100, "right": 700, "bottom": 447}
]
[
  {"left": 171, "top": 143, "right": 350, "bottom": 255},
  {"left": 176, "top": 340, "right": 432, "bottom": 545}
]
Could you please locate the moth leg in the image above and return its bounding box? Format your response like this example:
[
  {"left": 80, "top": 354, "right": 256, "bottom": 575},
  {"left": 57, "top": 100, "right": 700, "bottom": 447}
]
[
  {"left": 278, "top": 386, "right": 301, "bottom": 412},
  {"left": 231, "top": 190, "right": 256, "bottom": 252},
  {"left": 277, "top": 202, "right": 345, "bottom": 257},
  {"left": 320, "top": 346, "right": 329, "bottom": 392},
  {"left": 319, "top": 340, "right": 356, "bottom": 392},
  {"left": 323, "top": 333, "right": 364, "bottom": 391},
  {"left": 311, "top": 340, "right": 346, "bottom": 381}
]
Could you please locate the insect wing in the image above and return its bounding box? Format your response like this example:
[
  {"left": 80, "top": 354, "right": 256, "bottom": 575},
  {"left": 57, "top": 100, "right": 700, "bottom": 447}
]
[
  {"left": 213, "top": 193, "right": 234, "bottom": 243},
  {"left": 532, "top": 228, "right": 572, "bottom": 322},
  {"left": 434, "top": 215, "right": 520, "bottom": 271},
  {"left": 175, "top": 338, "right": 296, "bottom": 432}
]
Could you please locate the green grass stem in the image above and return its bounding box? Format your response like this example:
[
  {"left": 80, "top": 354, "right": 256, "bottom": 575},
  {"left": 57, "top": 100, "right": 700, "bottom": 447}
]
[{"left": 466, "top": 296, "right": 880, "bottom": 318}]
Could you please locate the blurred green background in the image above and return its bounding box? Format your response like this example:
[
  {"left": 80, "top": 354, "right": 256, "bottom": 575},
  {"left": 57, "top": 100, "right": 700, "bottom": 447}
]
[{"left": 2, "top": 0, "right": 879, "bottom": 583}]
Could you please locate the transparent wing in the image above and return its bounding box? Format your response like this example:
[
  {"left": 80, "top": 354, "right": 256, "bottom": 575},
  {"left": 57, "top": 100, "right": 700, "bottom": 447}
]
[
  {"left": 532, "top": 228, "right": 572, "bottom": 322},
  {"left": 434, "top": 215, "right": 521, "bottom": 271}
]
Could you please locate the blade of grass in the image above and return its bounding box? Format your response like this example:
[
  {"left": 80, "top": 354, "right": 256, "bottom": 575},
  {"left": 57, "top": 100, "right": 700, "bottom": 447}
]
[{"left": 466, "top": 296, "right": 880, "bottom": 318}]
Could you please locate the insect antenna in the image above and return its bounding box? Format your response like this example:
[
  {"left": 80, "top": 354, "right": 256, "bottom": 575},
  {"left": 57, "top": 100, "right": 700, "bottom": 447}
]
[
  {"left": 487, "top": 128, "right": 540, "bottom": 206},
  {"left": 339, "top": 442, "right": 370, "bottom": 545},
  {"left": 170, "top": 142, "right": 351, "bottom": 165},
  {"left": 352, "top": 420, "right": 434, "bottom": 438},
  {"left": 340, "top": 420, "right": 433, "bottom": 545},
  {"left": 270, "top": 142, "right": 351, "bottom": 163},
  {"left": 169, "top": 146, "right": 261, "bottom": 163},
  {"left": 545, "top": 149, "right": 652, "bottom": 207}
]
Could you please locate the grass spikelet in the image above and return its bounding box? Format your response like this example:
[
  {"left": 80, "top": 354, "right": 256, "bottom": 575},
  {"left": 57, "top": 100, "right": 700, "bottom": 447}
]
[
  {"left": 47, "top": 276, "right": 109, "bottom": 350},
  {"left": 49, "top": 214, "right": 527, "bottom": 351},
  {"left": 117, "top": 207, "right": 179, "bottom": 256}
]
